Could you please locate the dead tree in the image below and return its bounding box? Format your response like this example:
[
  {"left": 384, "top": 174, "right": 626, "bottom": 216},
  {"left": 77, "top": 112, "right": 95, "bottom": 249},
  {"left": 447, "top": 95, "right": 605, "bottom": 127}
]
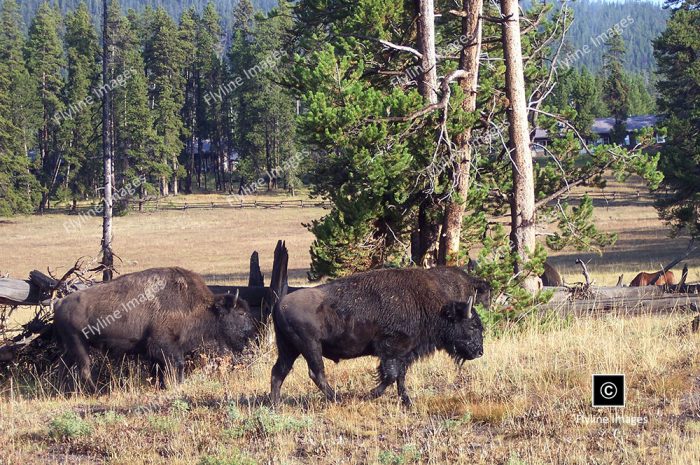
[
  {"left": 412, "top": 0, "right": 442, "bottom": 267},
  {"left": 101, "top": 0, "right": 114, "bottom": 281},
  {"left": 438, "top": 0, "right": 484, "bottom": 265},
  {"left": 248, "top": 251, "right": 264, "bottom": 287},
  {"left": 500, "top": 0, "right": 538, "bottom": 291}
]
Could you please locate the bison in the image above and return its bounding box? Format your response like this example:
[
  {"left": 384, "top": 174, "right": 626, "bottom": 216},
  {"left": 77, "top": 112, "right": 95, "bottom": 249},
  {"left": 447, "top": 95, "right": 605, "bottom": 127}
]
[
  {"left": 630, "top": 270, "right": 675, "bottom": 287},
  {"left": 53, "top": 267, "right": 256, "bottom": 389},
  {"left": 270, "top": 267, "right": 490, "bottom": 407}
]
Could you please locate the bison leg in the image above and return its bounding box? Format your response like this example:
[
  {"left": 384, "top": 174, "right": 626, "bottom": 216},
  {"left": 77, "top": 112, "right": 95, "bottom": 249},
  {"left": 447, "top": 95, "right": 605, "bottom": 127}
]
[
  {"left": 270, "top": 348, "right": 299, "bottom": 406},
  {"left": 148, "top": 344, "right": 185, "bottom": 387},
  {"left": 301, "top": 343, "right": 338, "bottom": 402},
  {"left": 396, "top": 363, "right": 412, "bottom": 407},
  {"left": 62, "top": 331, "right": 96, "bottom": 393},
  {"left": 369, "top": 358, "right": 400, "bottom": 399}
]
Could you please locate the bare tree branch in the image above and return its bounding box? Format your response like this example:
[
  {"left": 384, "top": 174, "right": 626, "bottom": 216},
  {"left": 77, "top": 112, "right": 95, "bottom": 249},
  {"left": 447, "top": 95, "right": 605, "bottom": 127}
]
[{"left": 367, "top": 69, "right": 470, "bottom": 123}]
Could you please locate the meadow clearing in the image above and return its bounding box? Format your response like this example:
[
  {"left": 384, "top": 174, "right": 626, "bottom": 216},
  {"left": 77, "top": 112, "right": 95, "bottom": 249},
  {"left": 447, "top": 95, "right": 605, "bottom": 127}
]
[{"left": 0, "top": 183, "right": 699, "bottom": 464}]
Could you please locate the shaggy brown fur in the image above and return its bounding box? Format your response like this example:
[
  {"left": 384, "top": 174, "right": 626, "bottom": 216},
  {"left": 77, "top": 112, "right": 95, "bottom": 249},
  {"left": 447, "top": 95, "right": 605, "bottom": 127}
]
[
  {"left": 53, "top": 267, "right": 255, "bottom": 390},
  {"left": 271, "top": 267, "right": 490, "bottom": 406}
]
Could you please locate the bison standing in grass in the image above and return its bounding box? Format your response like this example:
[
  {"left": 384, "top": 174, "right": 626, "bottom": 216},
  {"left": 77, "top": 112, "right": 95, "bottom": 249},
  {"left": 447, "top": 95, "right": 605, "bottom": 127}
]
[
  {"left": 54, "top": 267, "right": 256, "bottom": 390},
  {"left": 270, "top": 267, "right": 490, "bottom": 407}
]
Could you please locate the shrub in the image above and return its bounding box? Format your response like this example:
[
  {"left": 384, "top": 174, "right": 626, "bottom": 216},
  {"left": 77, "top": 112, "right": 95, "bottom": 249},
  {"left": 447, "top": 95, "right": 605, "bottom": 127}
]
[{"left": 48, "top": 412, "right": 92, "bottom": 439}]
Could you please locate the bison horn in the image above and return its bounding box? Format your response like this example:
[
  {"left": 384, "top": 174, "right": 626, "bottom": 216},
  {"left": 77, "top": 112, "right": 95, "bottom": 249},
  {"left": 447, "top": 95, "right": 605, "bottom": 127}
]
[
  {"left": 233, "top": 289, "right": 239, "bottom": 308},
  {"left": 466, "top": 295, "right": 474, "bottom": 319}
]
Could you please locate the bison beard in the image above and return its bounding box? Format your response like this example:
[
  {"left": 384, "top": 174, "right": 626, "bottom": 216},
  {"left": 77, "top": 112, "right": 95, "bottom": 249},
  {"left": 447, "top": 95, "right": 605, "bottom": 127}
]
[{"left": 270, "top": 267, "right": 489, "bottom": 407}]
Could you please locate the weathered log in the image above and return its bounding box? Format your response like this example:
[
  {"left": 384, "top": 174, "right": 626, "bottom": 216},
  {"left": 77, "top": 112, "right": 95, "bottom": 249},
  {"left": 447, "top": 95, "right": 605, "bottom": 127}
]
[
  {"left": 547, "top": 285, "right": 671, "bottom": 303},
  {"left": 0, "top": 278, "right": 41, "bottom": 306},
  {"left": 541, "top": 292, "right": 700, "bottom": 317}
]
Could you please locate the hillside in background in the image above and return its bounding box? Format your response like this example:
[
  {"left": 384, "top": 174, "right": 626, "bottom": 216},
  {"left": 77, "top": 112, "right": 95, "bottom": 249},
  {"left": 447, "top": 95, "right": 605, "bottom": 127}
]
[
  {"left": 563, "top": 0, "right": 668, "bottom": 74},
  {"left": 18, "top": 1, "right": 669, "bottom": 76}
]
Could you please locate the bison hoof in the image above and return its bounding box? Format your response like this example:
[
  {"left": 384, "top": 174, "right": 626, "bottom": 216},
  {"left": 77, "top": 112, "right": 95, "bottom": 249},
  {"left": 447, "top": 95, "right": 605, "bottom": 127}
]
[{"left": 400, "top": 395, "right": 413, "bottom": 408}]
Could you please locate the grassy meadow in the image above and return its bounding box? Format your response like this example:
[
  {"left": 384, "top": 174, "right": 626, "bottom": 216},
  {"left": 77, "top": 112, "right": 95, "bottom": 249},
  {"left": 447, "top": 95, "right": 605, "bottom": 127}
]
[{"left": 1, "top": 184, "right": 699, "bottom": 464}]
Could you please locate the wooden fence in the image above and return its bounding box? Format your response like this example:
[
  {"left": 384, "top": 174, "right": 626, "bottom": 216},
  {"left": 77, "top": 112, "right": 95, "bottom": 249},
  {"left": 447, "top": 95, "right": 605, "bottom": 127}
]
[{"left": 43, "top": 198, "right": 333, "bottom": 214}]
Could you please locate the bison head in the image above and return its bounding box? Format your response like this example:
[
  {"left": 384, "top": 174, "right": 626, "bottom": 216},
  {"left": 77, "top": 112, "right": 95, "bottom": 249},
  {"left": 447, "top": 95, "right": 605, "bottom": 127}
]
[
  {"left": 211, "top": 291, "right": 256, "bottom": 351},
  {"left": 441, "top": 297, "right": 485, "bottom": 363}
]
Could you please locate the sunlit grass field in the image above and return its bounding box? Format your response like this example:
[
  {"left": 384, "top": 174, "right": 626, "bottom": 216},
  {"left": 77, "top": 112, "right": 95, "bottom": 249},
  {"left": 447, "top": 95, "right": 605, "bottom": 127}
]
[
  {"left": 1, "top": 184, "right": 699, "bottom": 464},
  {"left": 1, "top": 314, "right": 698, "bottom": 464}
]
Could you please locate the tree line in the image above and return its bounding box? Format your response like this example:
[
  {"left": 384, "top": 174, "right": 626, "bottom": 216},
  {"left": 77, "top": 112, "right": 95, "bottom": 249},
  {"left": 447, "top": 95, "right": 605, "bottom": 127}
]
[
  {"left": 0, "top": 0, "right": 297, "bottom": 215},
  {"left": 16, "top": 0, "right": 279, "bottom": 37}
]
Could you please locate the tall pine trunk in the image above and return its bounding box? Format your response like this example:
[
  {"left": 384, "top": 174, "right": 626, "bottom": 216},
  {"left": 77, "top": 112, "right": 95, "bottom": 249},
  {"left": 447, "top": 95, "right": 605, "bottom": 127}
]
[
  {"left": 438, "top": 0, "right": 483, "bottom": 265},
  {"left": 101, "top": 0, "right": 114, "bottom": 281},
  {"left": 500, "top": 0, "right": 538, "bottom": 291},
  {"left": 412, "top": 0, "right": 441, "bottom": 267}
]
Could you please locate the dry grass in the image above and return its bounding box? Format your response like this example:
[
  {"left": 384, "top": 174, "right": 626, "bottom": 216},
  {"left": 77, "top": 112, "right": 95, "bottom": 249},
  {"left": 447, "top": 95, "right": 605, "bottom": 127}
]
[
  {"left": 0, "top": 204, "right": 323, "bottom": 286},
  {"left": 1, "top": 185, "right": 700, "bottom": 464},
  {"left": 1, "top": 314, "right": 698, "bottom": 464}
]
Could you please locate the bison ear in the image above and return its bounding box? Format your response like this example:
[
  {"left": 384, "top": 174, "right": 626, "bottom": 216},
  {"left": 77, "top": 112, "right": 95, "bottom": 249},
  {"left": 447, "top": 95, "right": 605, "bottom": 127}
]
[
  {"left": 442, "top": 302, "right": 461, "bottom": 322},
  {"left": 212, "top": 300, "right": 229, "bottom": 315}
]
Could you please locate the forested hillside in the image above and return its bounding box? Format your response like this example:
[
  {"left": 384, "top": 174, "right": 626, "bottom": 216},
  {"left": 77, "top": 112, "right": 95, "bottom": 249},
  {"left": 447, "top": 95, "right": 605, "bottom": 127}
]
[
  {"left": 20, "top": 1, "right": 669, "bottom": 75},
  {"left": 564, "top": 0, "right": 668, "bottom": 73}
]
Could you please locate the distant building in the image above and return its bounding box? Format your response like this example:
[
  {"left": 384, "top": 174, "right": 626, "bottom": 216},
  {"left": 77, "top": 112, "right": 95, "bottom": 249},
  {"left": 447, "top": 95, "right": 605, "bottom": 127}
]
[
  {"left": 590, "top": 115, "right": 665, "bottom": 146},
  {"left": 531, "top": 114, "right": 665, "bottom": 156}
]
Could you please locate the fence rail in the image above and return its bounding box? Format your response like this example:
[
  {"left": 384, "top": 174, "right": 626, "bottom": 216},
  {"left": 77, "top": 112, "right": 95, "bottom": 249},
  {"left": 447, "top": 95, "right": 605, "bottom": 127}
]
[{"left": 45, "top": 198, "right": 333, "bottom": 214}]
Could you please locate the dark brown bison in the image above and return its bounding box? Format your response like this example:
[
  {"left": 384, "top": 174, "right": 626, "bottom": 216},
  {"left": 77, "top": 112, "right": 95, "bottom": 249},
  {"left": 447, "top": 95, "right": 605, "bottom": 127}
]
[
  {"left": 270, "top": 267, "right": 490, "bottom": 407},
  {"left": 630, "top": 271, "right": 675, "bottom": 287},
  {"left": 540, "top": 262, "right": 563, "bottom": 287},
  {"left": 53, "top": 267, "right": 256, "bottom": 389}
]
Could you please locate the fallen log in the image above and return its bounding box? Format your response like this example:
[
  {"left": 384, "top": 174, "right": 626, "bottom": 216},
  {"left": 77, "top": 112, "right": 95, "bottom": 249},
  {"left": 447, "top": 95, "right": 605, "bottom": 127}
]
[
  {"left": 540, "top": 292, "right": 700, "bottom": 317},
  {"left": 0, "top": 278, "right": 41, "bottom": 306}
]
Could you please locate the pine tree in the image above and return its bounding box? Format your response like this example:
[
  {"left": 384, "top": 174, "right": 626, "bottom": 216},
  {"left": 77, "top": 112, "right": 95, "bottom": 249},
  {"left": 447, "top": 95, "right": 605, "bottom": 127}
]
[
  {"left": 25, "top": 1, "right": 66, "bottom": 211},
  {"left": 227, "top": 0, "right": 258, "bottom": 191},
  {"left": 194, "top": 1, "right": 223, "bottom": 190},
  {"left": 144, "top": 7, "right": 185, "bottom": 195},
  {"left": 625, "top": 73, "right": 656, "bottom": 116},
  {"left": 111, "top": 4, "right": 157, "bottom": 208},
  {"left": 179, "top": 7, "right": 198, "bottom": 194},
  {"left": 62, "top": 1, "right": 101, "bottom": 208},
  {"left": 602, "top": 30, "right": 630, "bottom": 143},
  {"left": 0, "top": 0, "right": 41, "bottom": 214},
  {"left": 654, "top": 5, "right": 700, "bottom": 237},
  {"left": 550, "top": 67, "right": 607, "bottom": 137},
  {"left": 245, "top": 0, "right": 297, "bottom": 191}
]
